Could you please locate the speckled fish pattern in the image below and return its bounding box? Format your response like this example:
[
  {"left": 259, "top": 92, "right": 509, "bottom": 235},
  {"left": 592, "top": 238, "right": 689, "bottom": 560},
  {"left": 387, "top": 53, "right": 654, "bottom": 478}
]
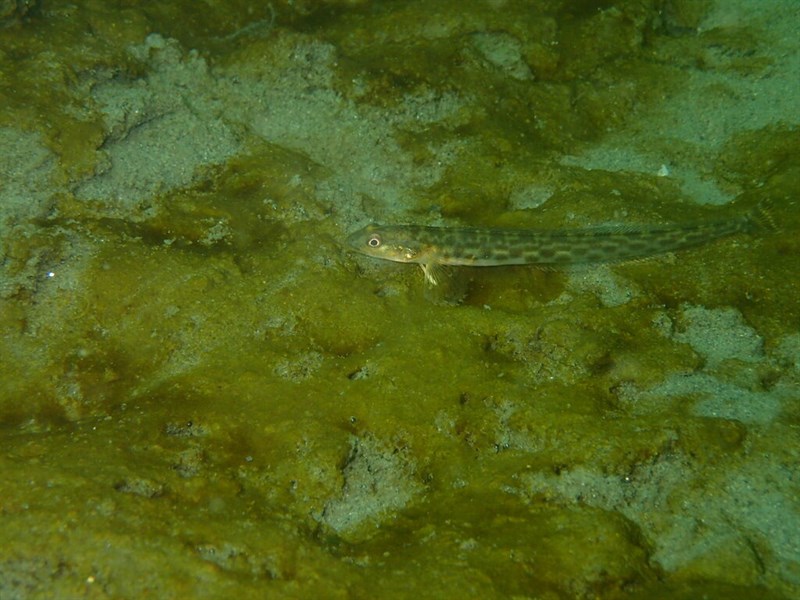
[{"left": 347, "top": 202, "right": 775, "bottom": 284}]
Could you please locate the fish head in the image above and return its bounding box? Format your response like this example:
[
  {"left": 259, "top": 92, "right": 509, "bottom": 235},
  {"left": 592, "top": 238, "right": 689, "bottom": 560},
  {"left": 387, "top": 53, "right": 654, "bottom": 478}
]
[{"left": 346, "top": 225, "right": 427, "bottom": 264}]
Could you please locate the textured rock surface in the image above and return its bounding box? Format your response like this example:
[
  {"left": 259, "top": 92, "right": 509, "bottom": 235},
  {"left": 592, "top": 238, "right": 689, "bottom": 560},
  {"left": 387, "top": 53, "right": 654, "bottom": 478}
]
[{"left": 0, "top": 1, "right": 798, "bottom": 598}]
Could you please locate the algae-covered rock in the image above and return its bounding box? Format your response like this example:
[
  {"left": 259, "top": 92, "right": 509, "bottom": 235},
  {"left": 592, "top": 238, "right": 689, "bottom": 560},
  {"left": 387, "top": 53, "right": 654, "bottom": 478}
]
[{"left": 1, "top": 0, "right": 798, "bottom": 598}]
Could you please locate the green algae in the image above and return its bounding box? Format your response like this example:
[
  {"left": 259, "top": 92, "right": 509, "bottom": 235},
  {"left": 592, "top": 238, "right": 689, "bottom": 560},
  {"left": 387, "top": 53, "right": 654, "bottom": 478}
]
[{"left": 1, "top": 1, "right": 799, "bottom": 598}]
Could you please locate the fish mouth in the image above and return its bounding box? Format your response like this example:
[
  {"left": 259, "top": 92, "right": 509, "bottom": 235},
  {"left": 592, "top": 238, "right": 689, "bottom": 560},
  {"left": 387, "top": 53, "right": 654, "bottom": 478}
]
[{"left": 345, "top": 228, "right": 366, "bottom": 250}]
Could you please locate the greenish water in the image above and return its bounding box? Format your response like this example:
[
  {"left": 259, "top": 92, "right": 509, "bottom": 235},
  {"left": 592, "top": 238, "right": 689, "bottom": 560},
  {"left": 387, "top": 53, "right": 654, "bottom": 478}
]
[{"left": 1, "top": 1, "right": 798, "bottom": 598}]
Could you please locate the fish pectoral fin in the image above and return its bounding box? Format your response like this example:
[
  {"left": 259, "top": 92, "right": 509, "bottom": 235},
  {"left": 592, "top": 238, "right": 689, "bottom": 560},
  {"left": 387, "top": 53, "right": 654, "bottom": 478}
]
[{"left": 420, "top": 263, "right": 442, "bottom": 286}]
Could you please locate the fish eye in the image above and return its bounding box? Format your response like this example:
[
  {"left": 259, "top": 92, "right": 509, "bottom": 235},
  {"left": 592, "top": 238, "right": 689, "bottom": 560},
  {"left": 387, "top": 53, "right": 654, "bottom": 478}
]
[{"left": 367, "top": 235, "right": 381, "bottom": 248}]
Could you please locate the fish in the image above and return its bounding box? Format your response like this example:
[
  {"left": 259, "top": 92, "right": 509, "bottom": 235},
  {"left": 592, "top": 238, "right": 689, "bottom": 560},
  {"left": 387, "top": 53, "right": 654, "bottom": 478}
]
[{"left": 347, "top": 201, "right": 776, "bottom": 285}]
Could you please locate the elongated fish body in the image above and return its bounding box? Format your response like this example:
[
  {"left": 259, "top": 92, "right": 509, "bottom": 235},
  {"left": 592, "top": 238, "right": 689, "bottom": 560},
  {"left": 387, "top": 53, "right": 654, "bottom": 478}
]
[{"left": 347, "top": 203, "right": 775, "bottom": 284}]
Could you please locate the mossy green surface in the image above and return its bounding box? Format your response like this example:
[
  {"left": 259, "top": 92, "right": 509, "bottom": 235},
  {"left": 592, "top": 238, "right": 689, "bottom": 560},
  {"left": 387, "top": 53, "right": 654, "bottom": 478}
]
[{"left": 1, "top": 1, "right": 799, "bottom": 598}]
